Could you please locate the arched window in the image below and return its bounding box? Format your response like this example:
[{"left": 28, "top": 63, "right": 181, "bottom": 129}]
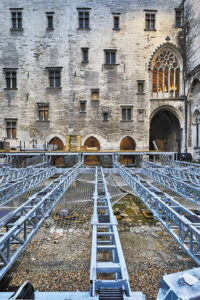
[{"left": 152, "top": 49, "right": 180, "bottom": 98}]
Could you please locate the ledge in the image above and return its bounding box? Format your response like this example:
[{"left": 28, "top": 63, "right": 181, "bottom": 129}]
[
  {"left": 112, "top": 28, "right": 120, "bottom": 31},
  {"left": 36, "top": 120, "right": 50, "bottom": 123},
  {"left": 46, "top": 87, "right": 62, "bottom": 90},
  {"left": 77, "top": 28, "right": 91, "bottom": 31},
  {"left": 144, "top": 29, "right": 156, "bottom": 31},
  {"left": 120, "top": 120, "right": 133, "bottom": 122},
  {"left": 10, "top": 28, "right": 23, "bottom": 32},
  {"left": 4, "top": 88, "right": 18, "bottom": 91}
]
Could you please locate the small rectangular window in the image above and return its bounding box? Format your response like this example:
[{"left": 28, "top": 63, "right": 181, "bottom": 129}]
[
  {"left": 5, "top": 119, "right": 17, "bottom": 138},
  {"left": 4, "top": 69, "right": 17, "bottom": 89},
  {"left": 121, "top": 107, "right": 132, "bottom": 121},
  {"left": 175, "top": 9, "right": 182, "bottom": 28},
  {"left": 38, "top": 104, "right": 49, "bottom": 121},
  {"left": 78, "top": 10, "right": 90, "bottom": 29},
  {"left": 103, "top": 112, "right": 109, "bottom": 121},
  {"left": 137, "top": 81, "right": 145, "bottom": 94},
  {"left": 145, "top": 13, "right": 156, "bottom": 30},
  {"left": 80, "top": 101, "right": 86, "bottom": 112},
  {"left": 82, "top": 48, "right": 89, "bottom": 62},
  {"left": 105, "top": 50, "right": 116, "bottom": 64},
  {"left": 46, "top": 13, "right": 54, "bottom": 29},
  {"left": 47, "top": 69, "right": 61, "bottom": 88},
  {"left": 91, "top": 89, "right": 99, "bottom": 100},
  {"left": 10, "top": 9, "right": 23, "bottom": 30},
  {"left": 113, "top": 16, "right": 120, "bottom": 30}
]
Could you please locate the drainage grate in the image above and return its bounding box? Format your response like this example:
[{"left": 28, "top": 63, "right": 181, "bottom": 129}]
[
  {"left": 98, "top": 215, "right": 110, "bottom": 223},
  {"left": 99, "top": 288, "right": 123, "bottom": 300}
]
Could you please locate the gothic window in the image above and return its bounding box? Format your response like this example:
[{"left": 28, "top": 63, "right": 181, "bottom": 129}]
[
  {"left": 152, "top": 49, "right": 180, "bottom": 97},
  {"left": 4, "top": 69, "right": 17, "bottom": 89}
]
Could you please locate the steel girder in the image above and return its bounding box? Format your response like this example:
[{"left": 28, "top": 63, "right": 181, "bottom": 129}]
[
  {"left": 0, "top": 167, "right": 56, "bottom": 207},
  {"left": 167, "top": 160, "right": 200, "bottom": 172},
  {"left": 90, "top": 167, "right": 133, "bottom": 299},
  {"left": 0, "top": 161, "right": 83, "bottom": 280},
  {"left": 142, "top": 161, "right": 200, "bottom": 186},
  {"left": 141, "top": 166, "right": 200, "bottom": 206},
  {"left": 114, "top": 162, "right": 200, "bottom": 265}
]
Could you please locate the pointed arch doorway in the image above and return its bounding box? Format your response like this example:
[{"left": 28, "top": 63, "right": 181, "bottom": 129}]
[
  {"left": 120, "top": 136, "right": 136, "bottom": 164},
  {"left": 84, "top": 136, "right": 100, "bottom": 165}
]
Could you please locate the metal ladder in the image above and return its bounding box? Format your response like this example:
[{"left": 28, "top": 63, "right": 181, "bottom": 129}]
[{"left": 90, "top": 167, "right": 132, "bottom": 299}]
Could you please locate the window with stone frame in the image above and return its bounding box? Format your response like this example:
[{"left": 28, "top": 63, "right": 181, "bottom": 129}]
[
  {"left": 137, "top": 80, "right": 145, "bottom": 94},
  {"left": 104, "top": 50, "right": 117, "bottom": 64},
  {"left": 113, "top": 15, "right": 120, "bottom": 30},
  {"left": 152, "top": 49, "right": 180, "bottom": 98},
  {"left": 38, "top": 104, "right": 49, "bottom": 121},
  {"left": 5, "top": 119, "right": 17, "bottom": 138},
  {"left": 103, "top": 112, "right": 109, "bottom": 121},
  {"left": 47, "top": 68, "right": 62, "bottom": 88},
  {"left": 78, "top": 9, "right": 90, "bottom": 29},
  {"left": 175, "top": 8, "right": 182, "bottom": 28},
  {"left": 4, "top": 69, "right": 17, "bottom": 89},
  {"left": 80, "top": 101, "right": 86, "bottom": 112},
  {"left": 121, "top": 107, "right": 132, "bottom": 121},
  {"left": 82, "top": 48, "right": 89, "bottom": 62},
  {"left": 46, "top": 12, "right": 54, "bottom": 30},
  {"left": 10, "top": 9, "right": 23, "bottom": 30},
  {"left": 145, "top": 12, "right": 156, "bottom": 30},
  {"left": 91, "top": 89, "right": 99, "bottom": 100}
]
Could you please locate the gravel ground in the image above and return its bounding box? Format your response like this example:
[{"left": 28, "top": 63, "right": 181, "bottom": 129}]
[{"left": 0, "top": 194, "right": 196, "bottom": 300}]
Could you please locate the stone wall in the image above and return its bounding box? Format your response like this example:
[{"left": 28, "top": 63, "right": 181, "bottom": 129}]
[{"left": 0, "top": 0, "right": 184, "bottom": 151}]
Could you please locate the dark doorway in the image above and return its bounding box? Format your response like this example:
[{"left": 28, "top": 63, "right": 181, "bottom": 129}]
[{"left": 150, "top": 109, "right": 181, "bottom": 152}]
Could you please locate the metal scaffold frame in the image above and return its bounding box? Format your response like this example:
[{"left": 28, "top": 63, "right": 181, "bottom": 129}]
[
  {"left": 114, "top": 161, "right": 200, "bottom": 265},
  {"left": 141, "top": 165, "right": 200, "bottom": 206},
  {"left": 0, "top": 162, "right": 50, "bottom": 185},
  {"left": 90, "top": 167, "right": 132, "bottom": 299},
  {"left": 142, "top": 160, "right": 200, "bottom": 186},
  {"left": 0, "top": 167, "right": 57, "bottom": 207},
  {"left": 0, "top": 161, "right": 83, "bottom": 280}
]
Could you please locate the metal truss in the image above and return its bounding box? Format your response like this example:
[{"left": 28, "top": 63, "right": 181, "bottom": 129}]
[
  {"left": 167, "top": 159, "right": 200, "bottom": 172},
  {"left": 90, "top": 167, "right": 133, "bottom": 299},
  {"left": 114, "top": 162, "right": 200, "bottom": 265},
  {"left": 0, "top": 167, "right": 57, "bottom": 207},
  {"left": 142, "top": 161, "right": 200, "bottom": 186},
  {"left": 0, "top": 163, "right": 50, "bottom": 185},
  {"left": 0, "top": 161, "right": 83, "bottom": 280},
  {"left": 141, "top": 165, "right": 200, "bottom": 206}
]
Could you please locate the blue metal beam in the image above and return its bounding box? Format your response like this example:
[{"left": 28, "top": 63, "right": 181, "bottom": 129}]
[
  {"left": 0, "top": 161, "right": 83, "bottom": 280},
  {"left": 90, "top": 167, "right": 133, "bottom": 299},
  {"left": 142, "top": 161, "right": 200, "bottom": 186},
  {"left": 0, "top": 167, "right": 56, "bottom": 207},
  {"left": 114, "top": 162, "right": 200, "bottom": 265},
  {"left": 141, "top": 165, "right": 200, "bottom": 206}
]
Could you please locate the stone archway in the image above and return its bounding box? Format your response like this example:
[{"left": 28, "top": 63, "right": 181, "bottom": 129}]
[
  {"left": 120, "top": 136, "right": 136, "bottom": 164},
  {"left": 84, "top": 136, "right": 100, "bottom": 165},
  {"left": 49, "top": 137, "right": 64, "bottom": 166},
  {"left": 150, "top": 109, "right": 181, "bottom": 152}
]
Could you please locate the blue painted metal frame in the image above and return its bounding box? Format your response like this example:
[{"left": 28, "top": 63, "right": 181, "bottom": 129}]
[
  {"left": 0, "top": 163, "right": 50, "bottom": 185},
  {"left": 90, "top": 167, "right": 133, "bottom": 299},
  {"left": 0, "top": 161, "right": 83, "bottom": 280},
  {"left": 0, "top": 167, "right": 57, "bottom": 207},
  {"left": 114, "top": 162, "right": 200, "bottom": 265},
  {"left": 142, "top": 161, "right": 200, "bottom": 186},
  {"left": 141, "top": 165, "right": 200, "bottom": 206}
]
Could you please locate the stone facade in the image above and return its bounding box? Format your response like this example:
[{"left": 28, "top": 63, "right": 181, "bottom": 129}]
[
  {"left": 0, "top": 0, "right": 195, "bottom": 152},
  {"left": 183, "top": 0, "right": 200, "bottom": 159}
]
